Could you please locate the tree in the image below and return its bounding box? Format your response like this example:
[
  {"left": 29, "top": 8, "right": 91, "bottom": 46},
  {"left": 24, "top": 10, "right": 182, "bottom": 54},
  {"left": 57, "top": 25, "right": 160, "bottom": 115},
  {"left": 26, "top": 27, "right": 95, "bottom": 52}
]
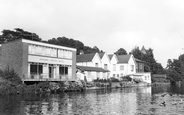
[
  {"left": 131, "top": 46, "right": 165, "bottom": 74},
  {"left": 131, "top": 46, "right": 143, "bottom": 60},
  {"left": 166, "top": 59, "right": 173, "bottom": 69},
  {"left": 165, "top": 58, "right": 183, "bottom": 81},
  {"left": 48, "top": 37, "right": 85, "bottom": 55},
  {"left": 47, "top": 36, "right": 103, "bottom": 55},
  {"left": 0, "top": 28, "right": 42, "bottom": 43},
  {"left": 114, "top": 48, "right": 127, "bottom": 55},
  {"left": 83, "top": 46, "right": 102, "bottom": 54}
]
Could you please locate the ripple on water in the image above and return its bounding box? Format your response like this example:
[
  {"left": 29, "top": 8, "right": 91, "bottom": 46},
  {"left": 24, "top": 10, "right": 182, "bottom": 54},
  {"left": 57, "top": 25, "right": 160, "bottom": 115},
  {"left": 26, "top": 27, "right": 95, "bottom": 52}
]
[{"left": 1, "top": 86, "right": 184, "bottom": 115}]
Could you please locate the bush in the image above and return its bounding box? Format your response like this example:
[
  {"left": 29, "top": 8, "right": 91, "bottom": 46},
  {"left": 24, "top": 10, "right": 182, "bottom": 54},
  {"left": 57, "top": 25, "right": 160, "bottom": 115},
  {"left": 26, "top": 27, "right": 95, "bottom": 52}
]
[
  {"left": 0, "top": 67, "right": 22, "bottom": 85},
  {"left": 110, "top": 77, "right": 119, "bottom": 82},
  {"left": 121, "top": 75, "right": 132, "bottom": 82}
]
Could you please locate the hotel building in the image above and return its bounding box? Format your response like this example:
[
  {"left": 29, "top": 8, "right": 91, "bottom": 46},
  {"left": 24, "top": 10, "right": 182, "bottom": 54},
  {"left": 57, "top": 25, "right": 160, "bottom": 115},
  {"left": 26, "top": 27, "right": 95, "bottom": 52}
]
[{"left": 0, "top": 39, "right": 76, "bottom": 83}]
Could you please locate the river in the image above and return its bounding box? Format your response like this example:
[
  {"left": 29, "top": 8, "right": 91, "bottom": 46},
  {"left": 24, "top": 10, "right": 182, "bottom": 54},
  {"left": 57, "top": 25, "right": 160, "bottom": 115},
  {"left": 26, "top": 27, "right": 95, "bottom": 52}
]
[{"left": 0, "top": 84, "right": 184, "bottom": 115}]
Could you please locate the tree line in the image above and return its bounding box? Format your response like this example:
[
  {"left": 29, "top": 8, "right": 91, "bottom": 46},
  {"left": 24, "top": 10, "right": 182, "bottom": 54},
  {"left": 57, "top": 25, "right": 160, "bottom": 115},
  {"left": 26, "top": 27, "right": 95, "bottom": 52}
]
[
  {"left": 166, "top": 54, "right": 184, "bottom": 81},
  {"left": 0, "top": 28, "right": 165, "bottom": 74}
]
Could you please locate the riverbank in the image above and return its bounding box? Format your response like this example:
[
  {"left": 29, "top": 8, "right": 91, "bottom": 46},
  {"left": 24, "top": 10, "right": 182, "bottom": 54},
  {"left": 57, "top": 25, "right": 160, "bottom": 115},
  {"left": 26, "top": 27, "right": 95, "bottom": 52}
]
[
  {"left": 0, "top": 80, "right": 86, "bottom": 95},
  {"left": 0, "top": 80, "right": 153, "bottom": 95}
]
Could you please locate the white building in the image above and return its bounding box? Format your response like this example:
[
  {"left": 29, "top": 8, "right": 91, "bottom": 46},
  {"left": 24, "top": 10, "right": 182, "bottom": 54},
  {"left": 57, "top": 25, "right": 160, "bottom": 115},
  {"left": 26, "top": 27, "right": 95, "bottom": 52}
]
[
  {"left": 108, "top": 54, "right": 118, "bottom": 78},
  {"left": 76, "top": 52, "right": 151, "bottom": 84},
  {"left": 76, "top": 53, "right": 109, "bottom": 81},
  {"left": 116, "top": 54, "right": 136, "bottom": 77}
]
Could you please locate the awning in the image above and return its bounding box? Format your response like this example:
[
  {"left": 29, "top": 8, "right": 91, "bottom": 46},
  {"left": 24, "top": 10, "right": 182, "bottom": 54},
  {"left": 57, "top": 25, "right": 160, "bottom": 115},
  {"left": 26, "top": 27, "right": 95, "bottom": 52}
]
[{"left": 77, "top": 66, "right": 109, "bottom": 72}]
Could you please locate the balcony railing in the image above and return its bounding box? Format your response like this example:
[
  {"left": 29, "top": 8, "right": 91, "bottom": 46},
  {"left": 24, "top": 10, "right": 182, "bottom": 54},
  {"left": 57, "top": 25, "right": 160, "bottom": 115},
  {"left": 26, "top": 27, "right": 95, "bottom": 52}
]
[{"left": 23, "top": 73, "right": 74, "bottom": 81}]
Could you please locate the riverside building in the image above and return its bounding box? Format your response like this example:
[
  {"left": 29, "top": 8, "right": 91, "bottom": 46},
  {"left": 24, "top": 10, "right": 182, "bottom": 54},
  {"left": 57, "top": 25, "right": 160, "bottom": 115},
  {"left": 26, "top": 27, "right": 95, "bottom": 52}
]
[{"left": 0, "top": 39, "right": 76, "bottom": 83}]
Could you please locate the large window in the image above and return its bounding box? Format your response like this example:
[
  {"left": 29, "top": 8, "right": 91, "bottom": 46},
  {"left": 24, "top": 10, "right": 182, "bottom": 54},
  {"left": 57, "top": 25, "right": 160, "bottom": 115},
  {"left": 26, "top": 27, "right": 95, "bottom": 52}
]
[
  {"left": 30, "top": 64, "right": 43, "bottom": 75},
  {"left": 58, "top": 49, "right": 72, "bottom": 59},
  {"left": 59, "top": 66, "right": 68, "bottom": 75},
  {"left": 29, "top": 44, "right": 68, "bottom": 58},
  {"left": 120, "top": 65, "right": 124, "bottom": 71}
]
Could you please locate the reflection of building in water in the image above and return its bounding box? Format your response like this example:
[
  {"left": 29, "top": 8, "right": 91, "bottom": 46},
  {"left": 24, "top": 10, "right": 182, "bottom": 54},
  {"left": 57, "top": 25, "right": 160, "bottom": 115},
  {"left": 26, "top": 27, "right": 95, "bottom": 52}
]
[{"left": 140, "top": 86, "right": 152, "bottom": 94}]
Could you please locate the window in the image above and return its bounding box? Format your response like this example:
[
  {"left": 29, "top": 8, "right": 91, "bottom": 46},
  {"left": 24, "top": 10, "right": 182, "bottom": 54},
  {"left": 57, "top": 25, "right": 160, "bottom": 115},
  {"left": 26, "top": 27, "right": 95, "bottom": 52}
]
[
  {"left": 104, "top": 64, "right": 108, "bottom": 70},
  {"left": 113, "top": 64, "right": 116, "bottom": 71},
  {"left": 29, "top": 45, "right": 36, "bottom": 54},
  {"left": 58, "top": 49, "right": 64, "bottom": 58},
  {"left": 113, "top": 74, "right": 116, "bottom": 77},
  {"left": 30, "top": 64, "right": 43, "bottom": 75},
  {"left": 96, "top": 72, "right": 100, "bottom": 78},
  {"left": 51, "top": 48, "right": 57, "bottom": 57},
  {"left": 120, "top": 65, "right": 124, "bottom": 71},
  {"left": 140, "top": 64, "right": 143, "bottom": 69},
  {"left": 136, "top": 64, "right": 138, "bottom": 69},
  {"left": 95, "top": 63, "right": 98, "bottom": 67},
  {"left": 131, "top": 65, "right": 134, "bottom": 72}
]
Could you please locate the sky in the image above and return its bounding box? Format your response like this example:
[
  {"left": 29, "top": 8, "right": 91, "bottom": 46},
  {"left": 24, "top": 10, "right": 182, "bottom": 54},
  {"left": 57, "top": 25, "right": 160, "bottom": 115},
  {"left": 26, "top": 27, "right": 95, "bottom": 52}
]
[{"left": 1, "top": 0, "right": 184, "bottom": 67}]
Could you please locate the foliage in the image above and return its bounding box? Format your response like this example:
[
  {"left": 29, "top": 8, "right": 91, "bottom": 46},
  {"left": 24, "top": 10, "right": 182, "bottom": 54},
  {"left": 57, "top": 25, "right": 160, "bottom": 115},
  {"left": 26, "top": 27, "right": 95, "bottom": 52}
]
[
  {"left": 0, "top": 28, "right": 41, "bottom": 43},
  {"left": 47, "top": 37, "right": 103, "bottom": 55},
  {"left": 114, "top": 48, "right": 127, "bottom": 55},
  {"left": 166, "top": 69, "right": 182, "bottom": 81},
  {"left": 0, "top": 28, "right": 103, "bottom": 55},
  {"left": 133, "top": 78, "right": 142, "bottom": 83},
  {"left": 109, "top": 77, "right": 120, "bottom": 82},
  {"left": 121, "top": 75, "right": 132, "bottom": 81},
  {"left": 0, "top": 67, "right": 22, "bottom": 85},
  {"left": 131, "top": 46, "right": 165, "bottom": 74},
  {"left": 166, "top": 54, "right": 184, "bottom": 81}
]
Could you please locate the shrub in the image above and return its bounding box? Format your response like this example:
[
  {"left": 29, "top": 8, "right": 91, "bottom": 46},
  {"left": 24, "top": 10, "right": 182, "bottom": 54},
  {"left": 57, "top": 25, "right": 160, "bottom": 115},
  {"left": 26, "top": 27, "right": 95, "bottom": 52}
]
[
  {"left": 121, "top": 75, "right": 132, "bottom": 82},
  {"left": 110, "top": 77, "right": 119, "bottom": 82},
  {"left": 0, "top": 67, "right": 22, "bottom": 85}
]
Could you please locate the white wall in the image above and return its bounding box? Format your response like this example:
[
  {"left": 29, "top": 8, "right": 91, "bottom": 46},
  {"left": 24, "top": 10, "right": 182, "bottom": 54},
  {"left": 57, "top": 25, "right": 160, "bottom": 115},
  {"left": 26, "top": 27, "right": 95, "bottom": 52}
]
[
  {"left": 127, "top": 55, "right": 136, "bottom": 75},
  {"left": 101, "top": 53, "right": 110, "bottom": 70},
  {"left": 92, "top": 53, "right": 102, "bottom": 67},
  {"left": 130, "top": 72, "right": 151, "bottom": 84},
  {"left": 109, "top": 55, "right": 118, "bottom": 78},
  {"left": 116, "top": 55, "right": 136, "bottom": 77}
]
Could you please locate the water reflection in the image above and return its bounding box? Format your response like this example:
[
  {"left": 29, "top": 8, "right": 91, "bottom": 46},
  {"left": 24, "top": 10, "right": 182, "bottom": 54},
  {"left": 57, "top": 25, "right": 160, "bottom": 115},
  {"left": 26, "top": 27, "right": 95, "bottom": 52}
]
[{"left": 1, "top": 85, "right": 184, "bottom": 115}]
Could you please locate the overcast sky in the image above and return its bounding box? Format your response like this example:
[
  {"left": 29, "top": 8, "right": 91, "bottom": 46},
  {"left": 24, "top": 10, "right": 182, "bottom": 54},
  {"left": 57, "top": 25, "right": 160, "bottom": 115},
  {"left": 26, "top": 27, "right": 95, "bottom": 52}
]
[{"left": 1, "top": 0, "right": 184, "bottom": 67}]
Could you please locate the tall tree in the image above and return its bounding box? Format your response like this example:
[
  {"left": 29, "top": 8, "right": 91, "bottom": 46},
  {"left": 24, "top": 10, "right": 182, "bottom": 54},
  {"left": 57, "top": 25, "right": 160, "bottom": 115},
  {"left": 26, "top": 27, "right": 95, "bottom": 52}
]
[{"left": 114, "top": 48, "right": 127, "bottom": 55}]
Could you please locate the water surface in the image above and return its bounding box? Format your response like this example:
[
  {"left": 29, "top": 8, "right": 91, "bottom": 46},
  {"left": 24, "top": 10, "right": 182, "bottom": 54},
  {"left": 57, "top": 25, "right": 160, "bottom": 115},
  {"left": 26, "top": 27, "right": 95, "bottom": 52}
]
[{"left": 0, "top": 84, "right": 184, "bottom": 115}]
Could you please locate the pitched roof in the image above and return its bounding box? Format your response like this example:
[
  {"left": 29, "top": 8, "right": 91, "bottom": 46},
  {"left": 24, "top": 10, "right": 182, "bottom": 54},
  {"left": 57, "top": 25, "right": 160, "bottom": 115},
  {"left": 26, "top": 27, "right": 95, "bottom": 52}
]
[
  {"left": 77, "top": 53, "right": 96, "bottom": 62},
  {"left": 117, "top": 55, "right": 131, "bottom": 64},
  {"left": 98, "top": 52, "right": 105, "bottom": 59},
  {"left": 141, "top": 46, "right": 147, "bottom": 54},
  {"left": 77, "top": 66, "right": 109, "bottom": 72},
  {"left": 108, "top": 54, "right": 113, "bottom": 60}
]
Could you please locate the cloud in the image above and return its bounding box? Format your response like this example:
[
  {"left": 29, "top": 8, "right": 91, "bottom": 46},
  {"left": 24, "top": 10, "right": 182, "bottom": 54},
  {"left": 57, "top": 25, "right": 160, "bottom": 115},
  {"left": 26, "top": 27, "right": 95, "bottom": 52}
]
[{"left": 1, "top": 0, "right": 184, "bottom": 67}]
